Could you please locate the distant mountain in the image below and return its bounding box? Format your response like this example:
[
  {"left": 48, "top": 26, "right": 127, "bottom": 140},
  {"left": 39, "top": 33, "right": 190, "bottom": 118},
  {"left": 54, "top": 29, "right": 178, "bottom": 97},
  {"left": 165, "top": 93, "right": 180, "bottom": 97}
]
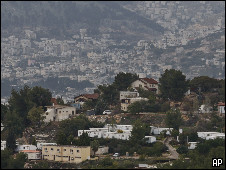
[{"left": 1, "top": 1, "right": 165, "bottom": 39}]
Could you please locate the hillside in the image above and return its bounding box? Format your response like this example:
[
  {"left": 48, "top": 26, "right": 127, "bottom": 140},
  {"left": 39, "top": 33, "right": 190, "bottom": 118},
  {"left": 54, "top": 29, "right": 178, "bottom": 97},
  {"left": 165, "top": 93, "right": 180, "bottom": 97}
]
[{"left": 1, "top": 1, "right": 165, "bottom": 40}]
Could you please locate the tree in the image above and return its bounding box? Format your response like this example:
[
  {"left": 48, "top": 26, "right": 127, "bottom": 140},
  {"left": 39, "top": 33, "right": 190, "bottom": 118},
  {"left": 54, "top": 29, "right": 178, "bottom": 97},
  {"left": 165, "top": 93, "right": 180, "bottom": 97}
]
[
  {"left": 130, "top": 120, "right": 149, "bottom": 144},
  {"left": 91, "top": 140, "right": 100, "bottom": 156},
  {"left": 28, "top": 86, "right": 52, "bottom": 107},
  {"left": 56, "top": 97, "right": 64, "bottom": 105},
  {"left": 27, "top": 106, "right": 45, "bottom": 127},
  {"left": 189, "top": 76, "right": 222, "bottom": 93},
  {"left": 1, "top": 104, "right": 8, "bottom": 121},
  {"left": 159, "top": 69, "right": 188, "bottom": 101},
  {"left": 112, "top": 72, "right": 139, "bottom": 91},
  {"left": 165, "top": 109, "right": 182, "bottom": 130},
  {"left": 176, "top": 145, "right": 188, "bottom": 154},
  {"left": 31, "top": 137, "right": 37, "bottom": 146},
  {"left": 77, "top": 132, "right": 90, "bottom": 146},
  {"left": 127, "top": 101, "right": 143, "bottom": 114}
]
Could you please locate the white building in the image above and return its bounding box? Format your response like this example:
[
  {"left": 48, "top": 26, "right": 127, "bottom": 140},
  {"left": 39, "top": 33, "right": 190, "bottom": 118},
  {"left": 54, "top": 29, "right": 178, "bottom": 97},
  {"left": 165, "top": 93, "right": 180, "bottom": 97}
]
[
  {"left": 120, "top": 91, "right": 139, "bottom": 100},
  {"left": 37, "top": 142, "right": 57, "bottom": 150},
  {"left": 15, "top": 145, "right": 37, "bottom": 152},
  {"left": 188, "top": 142, "right": 198, "bottom": 150},
  {"left": 144, "top": 136, "right": 156, "bottom": 143},
  {"left": 1, "top": 140, "right": 6, "bottom": 150},
  {"left": 20, "top": 150, "right": 41, "bottom": 160},
  {"left": 131, "top": 78, "right": 159, "bottom": 94},
  {"left": 218, "top": 102, "right": 225, "bottom": 115},
  {"left": 197, "top": 132, "right": 225, "bottom": 140},
  {"left": 44, "top": 105, "right": 76, "bottom": 122},
  {"left": 78, "top": 124, "right": 133, "bottom": 140},
  {"left": 150, "top": 126, "right": 173, "bottom": 135}
]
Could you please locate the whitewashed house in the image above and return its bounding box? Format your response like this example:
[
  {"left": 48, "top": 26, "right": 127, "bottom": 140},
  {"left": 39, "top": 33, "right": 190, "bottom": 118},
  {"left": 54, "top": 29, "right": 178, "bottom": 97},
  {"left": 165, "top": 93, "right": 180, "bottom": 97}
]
[
  {"left": 37, "top": 142, "right": 57, "bottom": 150},
  {"left": 16, "top": 145, "right": 37, "bottom": 152},
  {"left": 150, "top": 126, "right": 173, "bottom": 135},
  {"left": 218, "top": 102, "right": 225, "bottom": 115},
  {"left": 44, "top": 105, "right": 76, "bottom": 122},
  {"left": 188, "top": 142, "right": 198, "bottom": 150},
  {"left": 131, "top": 78, "right": 159, "bottom": 94},
  {"left": 78, "top": 124, "right": 133, "bottom": 140},
  {"left": 197, "top": 132, "right": 225, "bottom": 140},
  {"left": 144, "top": 136, "right": 156, "bottom": 144},
  {"left": 20, "top": 150, "right": 41, "bottom": 160},
  {"left": 1, "top": 140, "right": 6, "bottom": 150}
]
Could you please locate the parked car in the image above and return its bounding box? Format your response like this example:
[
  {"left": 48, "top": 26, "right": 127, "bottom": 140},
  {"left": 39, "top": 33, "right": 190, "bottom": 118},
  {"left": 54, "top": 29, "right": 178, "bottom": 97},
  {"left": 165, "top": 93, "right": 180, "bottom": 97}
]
[
  {"left": 113, "top": 153, "right": 120, "bottom": 157},
  {"left": 103, "top": 110, "right": 112, "bottom": 115}
]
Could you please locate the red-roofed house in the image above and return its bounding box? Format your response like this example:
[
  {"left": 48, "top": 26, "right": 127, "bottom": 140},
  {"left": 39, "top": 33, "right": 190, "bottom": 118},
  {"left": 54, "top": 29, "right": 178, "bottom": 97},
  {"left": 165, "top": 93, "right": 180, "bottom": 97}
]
[
  {"left": 74, "top": 93, "right": 99, "bottom": 106},
  {"left": 218, "top": 102, "right": 225, "bottom": 115},
  {"left": 131, "top": 78, "right": 159, "bottom": 94}
]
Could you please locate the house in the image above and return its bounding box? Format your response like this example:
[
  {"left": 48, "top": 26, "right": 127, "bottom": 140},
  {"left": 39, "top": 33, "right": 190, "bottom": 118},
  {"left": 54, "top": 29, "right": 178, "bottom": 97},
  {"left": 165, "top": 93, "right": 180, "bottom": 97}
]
[
  {"left": 74, "top": 93, "right": 99, "bottom": 106},
  {"left": 42, "top": 145, "right": 90, "bottom": 163},
  {"left": 218, "top": 102, "right": 225, "bottom": 115},
  {"left": 44, "top": 105, "right": 76, "bottom": 122},
  {"left": 150, "top": 126, "right": 173, "bottom": 135},
  {"left": 78, "top": 124, "right": 133, "bottom": 140},
  {"left": 144, "top": 136, "right": 156, "bottom": 144},
  {"left": 1, "top": 140, "right": 6, "bottom": 150},
  {"left": 120, "top": 91, "right": 139, "bottom": 100},
  {"left": 78, "top": 128, "right": 108, "bottom": 138},
  {"left": 188, "top": 142, "right": 198, "bottom": 149},
  {"left": 121, "top": 97, "right": 149, "bottom": 112},
  {"left": 131, "top": 78, "right": 159, "bottom": 94},
  {"left": 199, "top": 104, "right": 212, "bottom": 113},
  {"left": 37, "top": 142, "right": 57, "bottom": 150},
  {"left": 104, "top": 124, "right": 133, "bottom": 132},
  {"left": 15, "top": 145, "right": 37, "bottom": 152},
  {"left": 197, "top": 132, "right": 225, "bottom": 140},
  {"left": 20, "top": 150, "right": 41, "bottom": 160}
]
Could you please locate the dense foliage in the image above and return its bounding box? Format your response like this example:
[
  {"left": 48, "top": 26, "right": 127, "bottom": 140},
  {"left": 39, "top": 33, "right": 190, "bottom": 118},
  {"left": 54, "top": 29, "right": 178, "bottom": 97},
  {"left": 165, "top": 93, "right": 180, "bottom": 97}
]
[
  {"left": 159, "top": 69, "right": 189, "bottom": 101},
  {"left": 1, "top": 149, "right": 27, "bottom": 169}
]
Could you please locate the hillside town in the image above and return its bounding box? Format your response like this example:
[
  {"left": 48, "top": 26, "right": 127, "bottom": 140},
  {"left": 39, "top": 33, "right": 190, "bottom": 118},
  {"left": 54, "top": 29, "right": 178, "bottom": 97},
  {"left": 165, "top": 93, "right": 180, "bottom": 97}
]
[
  {"left": 1, "top": 73, "right": 225, "bottom": 168},
  {"left": 1, "top": 1, "right": 225, "bottom": 169}
]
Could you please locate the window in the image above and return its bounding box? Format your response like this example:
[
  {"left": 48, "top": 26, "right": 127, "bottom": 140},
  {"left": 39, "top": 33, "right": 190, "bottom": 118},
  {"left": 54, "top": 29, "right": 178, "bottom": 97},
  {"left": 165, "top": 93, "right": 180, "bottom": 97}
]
[
  {"left": 64, "top": 149, "right": 66, "bottom": 151},
  {"left": 46, "top": 112, "right": 48, "bottom": 115},
  {"left": 70, "top": 149, "right": 73, "bottom": 153},
  {"left": 59, "top": 111, "right": 61, "bottom": 113},
  {"left": 44, "top": 148, "right": 47, "bottom": 150},
  {"left": 23, "top": 147, "right": 25, "bottom": 149},
  {"left": 77, "top": 150, "right": 80, "bottom": 153},
  {"left": 71, "top": 157, "right": 74, "bottom": 160},
  {"left": 51, "top": 148, "right": 54, "bottom": 151},
  {"left": 66, "top": 111, "right": 68, "bottom": 112}
]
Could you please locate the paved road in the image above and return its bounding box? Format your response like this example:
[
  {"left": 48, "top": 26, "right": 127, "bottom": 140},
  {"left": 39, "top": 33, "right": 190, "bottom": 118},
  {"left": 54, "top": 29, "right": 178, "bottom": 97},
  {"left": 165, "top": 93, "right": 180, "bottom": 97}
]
[{"left": 164, "top": 137, "right": 179, "bottom": 160}]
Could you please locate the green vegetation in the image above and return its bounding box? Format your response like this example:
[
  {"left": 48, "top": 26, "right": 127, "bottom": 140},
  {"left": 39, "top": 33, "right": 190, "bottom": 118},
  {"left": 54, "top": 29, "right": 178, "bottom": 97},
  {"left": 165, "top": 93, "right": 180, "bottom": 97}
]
[
  {"left": 1, "top": 149, "right": 27, "bottom": 169},
  {"left": 159, "top": 69, "right": 189, "bottom": 101},
  {"left": 56, "top": 115, "right": 103, "bottom": 145},
  {"left": 159, "top": 138, "right": 225, "bottom": 169},
  {"left": 2, "top": 85, "right": 52, "bottom": 151},
  {"left": 165, "top": 109, "right": 182, "bottom": 130},
  {"left": 91, "top": 140, "right": 100, "bottom": 156}
]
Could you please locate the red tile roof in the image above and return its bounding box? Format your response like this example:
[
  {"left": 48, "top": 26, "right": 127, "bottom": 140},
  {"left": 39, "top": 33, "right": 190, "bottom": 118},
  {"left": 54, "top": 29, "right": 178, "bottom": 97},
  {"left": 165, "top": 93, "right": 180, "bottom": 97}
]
[
  {"left": 20, "top": 150, "right": 40, "bottom": 153},
  {"left": 218, "top": 102, "right": 225, "bottom": 106},
  {"left": 140, "top": 78, "right": 158, "bottom": 84},
  {"left": 82, "top": 93, "right": 99, "bottom": 100}
]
